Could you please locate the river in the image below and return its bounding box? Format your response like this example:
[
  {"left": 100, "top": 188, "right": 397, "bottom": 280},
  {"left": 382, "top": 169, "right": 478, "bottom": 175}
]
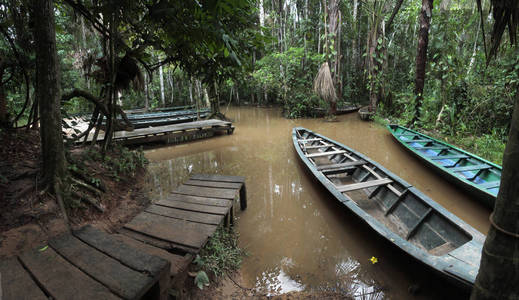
[{"left": 144, "top": 107, "right": 490, "bottom": 299}]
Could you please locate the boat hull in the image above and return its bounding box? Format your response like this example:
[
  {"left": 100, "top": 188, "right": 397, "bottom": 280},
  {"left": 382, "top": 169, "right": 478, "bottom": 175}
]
[
  {"left": 292, "top": 127, "right": 485, "bottom": 288},
  {"left": 387, "top": 125, "right": 501, "bottom": 208}
]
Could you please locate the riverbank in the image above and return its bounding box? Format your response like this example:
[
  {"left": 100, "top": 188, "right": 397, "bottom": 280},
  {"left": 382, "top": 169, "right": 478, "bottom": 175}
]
[{"left": 0, "top": 129, "right": 150, "bottom": 258}]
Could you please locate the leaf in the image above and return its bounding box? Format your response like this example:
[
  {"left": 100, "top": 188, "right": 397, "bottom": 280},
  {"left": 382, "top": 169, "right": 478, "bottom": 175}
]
[{"left": 194, "top": 271, "right": 210, "bottom": 290}]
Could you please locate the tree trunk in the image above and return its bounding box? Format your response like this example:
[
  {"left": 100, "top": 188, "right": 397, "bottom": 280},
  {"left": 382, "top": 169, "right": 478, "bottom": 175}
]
[
  {"left": 31, "top": 0, "right": 68, "bottom": 209},
  {"left": 159, "top": 63, "right": 165, "bottom": 107},
  {"left": 412, "top": 0, "right": 434, "bottom": 125},
  {"left": 471, "top": 89, "right": 519, "bottom": 299},
  {"left": 0, "top": 59, "right": 7, "bottom": 127},
  {"left": 144, "top": 72, "right": 150, "bottom": 111}
]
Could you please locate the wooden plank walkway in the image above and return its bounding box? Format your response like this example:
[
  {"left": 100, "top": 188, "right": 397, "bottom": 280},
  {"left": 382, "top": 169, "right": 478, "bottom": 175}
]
[
  {"left": 121, "top": 174, "right": 246, "bottom": 254},
  {"left": 1, "top": 226, "right": 170, "bottom": 300},
  {"left": 84, "top": 119, "right": 234, "bottom": 146},
  {"left": 0, "top": 174, "right": 247, "bottom": 300}
]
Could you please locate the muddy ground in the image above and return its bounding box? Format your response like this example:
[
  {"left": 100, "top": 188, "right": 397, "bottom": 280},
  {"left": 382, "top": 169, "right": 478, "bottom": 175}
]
[{"left": 0, "top": 129, "right": 150, "bottom": 258}]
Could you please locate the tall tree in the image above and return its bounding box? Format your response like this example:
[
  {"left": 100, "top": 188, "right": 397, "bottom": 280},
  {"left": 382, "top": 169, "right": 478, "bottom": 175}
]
[
  {"left": 411, "top": 0, "right": 434, "bottom": 125},
  {"left": 31, "top": 0, "right": 68, "bottom": 220},
  {"left": 471, "top": 1, "right": 519, "bottom": 299}
]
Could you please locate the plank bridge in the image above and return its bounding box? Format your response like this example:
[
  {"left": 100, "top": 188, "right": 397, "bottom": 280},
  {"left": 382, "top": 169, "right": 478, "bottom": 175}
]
[{"left": 0, "top": 174, "right": 246, "bottom": 300}]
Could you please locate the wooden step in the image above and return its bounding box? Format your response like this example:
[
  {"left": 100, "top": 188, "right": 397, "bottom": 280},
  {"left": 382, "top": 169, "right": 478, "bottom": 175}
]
[
  {"left": 305, "top": 150, "right": 346, "bottom": 158},
  {"left": 336, "top": 178, "right": 393, "bottom": 193}
]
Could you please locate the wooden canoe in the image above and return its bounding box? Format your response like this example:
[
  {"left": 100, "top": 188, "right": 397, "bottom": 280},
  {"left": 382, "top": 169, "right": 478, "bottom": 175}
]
[
  {"left": 358, "top": 106, "right": 374, "bottom": 121},
  {"left": 293, "top": 127, "right": 485, "bottom": 288},
  {"left": 312, "top": 104, "right": 361, "bottom": 117},
  {"left": 387, "top": 124, "right": 501, "bottom": 208}
]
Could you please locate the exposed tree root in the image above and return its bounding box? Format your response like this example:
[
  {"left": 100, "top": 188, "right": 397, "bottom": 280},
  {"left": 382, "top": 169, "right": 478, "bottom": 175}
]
[
  {"left": 70, "top": 169, "right": 106, "bottom": 192},
  {"left": 72, "top": 191, "right": 105, "bottom": 213},
  {"left": 71, "top": 177, "right": 102, "bottom": 196}
]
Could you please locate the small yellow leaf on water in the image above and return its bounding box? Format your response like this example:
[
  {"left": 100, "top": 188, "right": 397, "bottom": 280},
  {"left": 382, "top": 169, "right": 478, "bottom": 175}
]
[
  {"left": 370, "top": 256, "right": 378, "bottom": 264},
  {"left": 39, "top": 245, "right": 48, "bottom": 252}
]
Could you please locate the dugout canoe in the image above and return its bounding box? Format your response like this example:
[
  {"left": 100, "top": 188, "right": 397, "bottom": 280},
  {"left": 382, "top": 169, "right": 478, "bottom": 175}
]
[
  {"left": 292, "top": 127, "right": 485, "bottom": 288},
  {"left": 387, "top": 124, "right": 501, "bottom": 208},
  {"left": 312, "top": 104, "right": 361, "bottom": 117}
]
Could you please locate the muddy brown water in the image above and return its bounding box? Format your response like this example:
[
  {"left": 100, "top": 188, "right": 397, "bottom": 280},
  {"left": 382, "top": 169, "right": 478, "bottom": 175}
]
[{"left": 145, "top": 107, "right": 491, "bottom": 299}]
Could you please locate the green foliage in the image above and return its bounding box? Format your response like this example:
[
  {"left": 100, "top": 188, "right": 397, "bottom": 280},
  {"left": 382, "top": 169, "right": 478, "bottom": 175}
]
[
  {"left": 194, "top": 270, "right": 210, "bottom": 290},
  {"left": 253, "top": 47, "right": 324, "bottom": 117},
  {"left": 195, "top": 227, "right": 246, "bottom": 278}
]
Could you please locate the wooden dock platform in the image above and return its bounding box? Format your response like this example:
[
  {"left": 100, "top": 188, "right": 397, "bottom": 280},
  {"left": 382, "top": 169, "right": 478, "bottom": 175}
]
[
  {"left": 85, "top": 119, "right": 234, "bottom": 146},
  {"left": 0, "top": 174, "right": 246, "bottom": 300}
]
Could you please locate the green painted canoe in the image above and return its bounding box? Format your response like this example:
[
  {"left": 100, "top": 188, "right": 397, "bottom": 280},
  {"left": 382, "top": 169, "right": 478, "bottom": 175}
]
[
  {"left": 387, "top": 124, "right": 501, "bottom": 208},
  {"left": 293, "top": 127, "right": 484, "bottom": 288}
]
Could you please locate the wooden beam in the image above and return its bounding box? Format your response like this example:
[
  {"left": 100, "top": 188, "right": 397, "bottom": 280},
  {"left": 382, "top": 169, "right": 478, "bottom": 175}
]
[
  {"left": 336, "top": 178, "right": 393, "bottom": 193},
  {"left": 305, "top": 150, "right": 346, "bottom": 158},
  {"left": 448, "top": 164, "right": 491, "bottom": 173},
  {"left": 429, "top": 154, "right": 468, "bottom": 160},
  {"left": 479, "top": 181, "right": 500, "bottom": 189},
  {"left": 406, "top": 208, "right": 432, "bottom": 240},
  {"left": 316, "top": 160, "right": 366, "bottom": 171},
  {"left": 298, "top": 138, "right": 321, "bottom": 143}
]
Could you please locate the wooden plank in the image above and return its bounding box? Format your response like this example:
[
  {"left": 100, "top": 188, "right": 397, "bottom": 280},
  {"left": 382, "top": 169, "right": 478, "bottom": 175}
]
[
  {"left": 317, "top": 160, "right": 366, "bottom": 171},
  {"left": 175, "top": 184, "right": 237, "bottom": 200},
  {"left": 385, "top": 189, "right": 409, "bottom": 216},
  {"left": 0, "top": 258, "right": 47, "bottom": 300},
  {"left": 406, "top": 208, "right": 433, "bottom": 240},
  {"left": 302, "top": 144, "right": 333, "bottom": 149},
  {"left": 402, "top": 139, "right": 431, "bottom": 143},
  {"left": 124, "top": 212, "right": 218, "bottom": 249},
  {"left": 118, "top": 228, "right": 197, "bottom": 254},
  {"left": 479, "top": 181, "right": 500, "bottom": 189},
  {"left": 298, "top": 138, "right": 321, "bottom": 143},
  {"left": 19, "top": 247, "right": 120, "bottom": 300},
  {"left": 112, "top": 234, "right": 191, "bottom": 277},
  {"left": 49, "top": 233, "right": 152, "bottom": 300},
  {"left": 190, "top": 174, "right": 245, "bottom": 183},
  {"left": 146, "top": 204, "right": 223, "bottom": 225},
  {"left": 448, "top": 164, "right": 491, "bottom": 173},
  {"left": 336, "top": 178, "right": 393, "bottom": 193},
  {"left": 158, "top": 197, "right": 229, "bottom": 215},
  {"left": 305, "top": 150, "right": 346, "bottom": 158},
  {"left": 165, "top": 193, "right": 232, "bottom": 208},
  {"left": 416, "top": 146, "right": 449, "bottom": 150},
  {"left": 73, "top": 225, "right": 169, "bottom": 276},
  {"left": 429, "top": 154, "right": 468, "bottom": 160},
  {"left": 183, "top": 179, "right": 242, "bottom": 190}
]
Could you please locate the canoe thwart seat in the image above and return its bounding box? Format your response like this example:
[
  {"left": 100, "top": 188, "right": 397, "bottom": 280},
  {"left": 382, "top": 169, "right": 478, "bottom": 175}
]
[
  {"left": 316, "top": 160, "right": 366, "bottom": 171},
  {"left": 416, "top": 146, "right": 449, "bottom": 150},
  {"left": 479, "top": 181, "right": 500, "bottom": 189},
  {"left": 298, "top": 138, "right": 321, "bottom": 143},
  {"left": 336, "top": 178, "right": 393, "bottom": 193},
  {"left": 385, "top": 189, "right": 409, "bottom": 216},
  {"left": 448, "top": 164, "right": 491, "bottom": 173},
  {"left": 429, "top": 154, "right": 468, "bottom": 160},
  {"left": 406, "top": 208, "right": 432, "bottom": 240},
  {"left": 305, "top": 150, "right": 346, "bottom": 158},
  {"left": 403, "top": 139, "right": 432, "bottom": 143},
  {"left": 303, "top": 144, "right": 333, "bottom": 149}
]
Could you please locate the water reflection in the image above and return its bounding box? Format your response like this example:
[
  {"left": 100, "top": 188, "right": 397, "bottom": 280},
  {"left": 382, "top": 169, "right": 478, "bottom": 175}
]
[{"left": 145, "top": 107, "right": 489, "bottom": 299}]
